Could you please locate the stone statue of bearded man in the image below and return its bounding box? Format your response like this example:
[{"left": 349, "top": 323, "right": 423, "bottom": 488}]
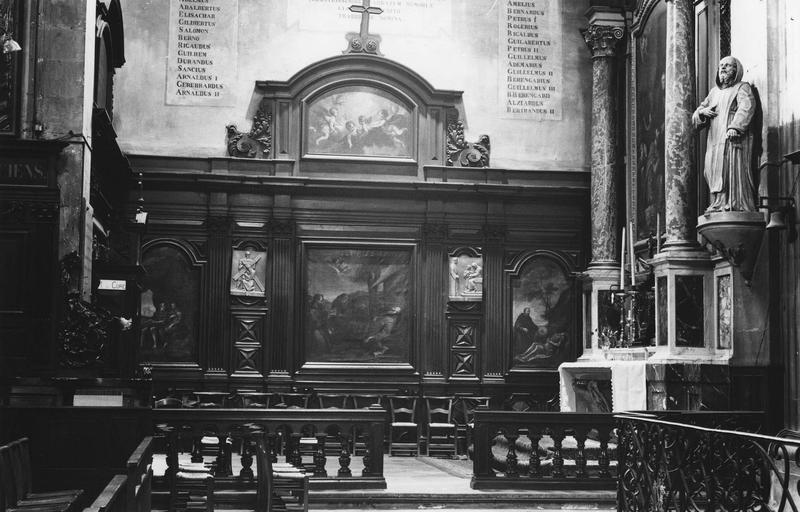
[{"left": 692, "top": 56, "right": 759, "bottom": 212}]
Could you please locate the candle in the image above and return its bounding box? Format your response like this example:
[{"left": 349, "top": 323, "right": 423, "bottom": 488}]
[
  {"left": 629, "top": 222, "right": 635, "bottom": 286},
  {"left": 656, "top": 214, "right": 661, "bottom": 253},
  {"left": 620, "top": 226, "right": 626, "bottom": 290}
]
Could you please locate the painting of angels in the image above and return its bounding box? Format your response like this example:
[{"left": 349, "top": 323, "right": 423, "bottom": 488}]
[{"left": 305, "top": 86, "right": 414, "bottom": 158}]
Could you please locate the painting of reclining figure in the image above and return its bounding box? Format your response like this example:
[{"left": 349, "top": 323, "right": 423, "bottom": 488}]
[
  {"left": 305, "top": 85, "right": 414, "bottom": 159},
  {"left": 304, "top": 246, "right": 411, "bottom": 363},
  {"left": 511, "top": 256, "right": 572, "bottom": 369}
]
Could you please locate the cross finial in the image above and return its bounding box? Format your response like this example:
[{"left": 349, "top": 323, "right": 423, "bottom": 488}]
[{"left": 343, "top": 0, "right": 383, "bottom": 55}]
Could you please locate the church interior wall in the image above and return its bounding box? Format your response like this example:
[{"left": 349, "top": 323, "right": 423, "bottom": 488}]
[{"left": 114, "top": 0, "right": 593, "bottom": 171}]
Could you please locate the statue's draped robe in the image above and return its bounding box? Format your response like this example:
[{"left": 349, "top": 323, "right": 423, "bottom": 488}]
[{"left": 695, "top": 81, "right": 757, "bottom": 212}]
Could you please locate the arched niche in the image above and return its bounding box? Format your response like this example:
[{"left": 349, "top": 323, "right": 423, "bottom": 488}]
[
  {"left": 506, "top": 250, "right": 578, "bottom": 371},
  {"left": 138, "top": 239, "right": 205, "bottom": 368},
  {"left": 256, "top": 54, "right": 464, "bottom": 177}
]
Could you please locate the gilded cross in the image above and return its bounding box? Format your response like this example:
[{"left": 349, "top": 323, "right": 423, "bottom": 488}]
[{"left": 349, "top": 0, "right": 383, "bottom": 40}]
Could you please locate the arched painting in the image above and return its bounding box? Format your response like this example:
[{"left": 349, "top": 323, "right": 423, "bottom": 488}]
[
  {"left": 304, "top": 85, "right": 414, "bottom": 159},
  {"left": 304, "top": 245, "right": 412, "bottom": 364},
  {"left": 635, "top": 0, "right": 667, "bottom": 240},
  {"left": 511, "top": 256, "right": 573, "bottom": 369},
  {"left": 138, "top": 243, "right": 199, "bottom": 363}
]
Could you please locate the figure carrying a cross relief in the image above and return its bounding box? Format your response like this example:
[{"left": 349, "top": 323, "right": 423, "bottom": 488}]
[{"left": 344, "top": 0, "right": 383, "bottom": 55}]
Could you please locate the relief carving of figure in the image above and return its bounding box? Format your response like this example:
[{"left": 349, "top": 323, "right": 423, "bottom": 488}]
[
  {"left": 692, "top": 56, "right": 760, "bottom": 212},
  {"left": 462, "top": 262, "right": 483, "bottom": 294},
  {"left": 232, "top": 250, "right": 264, "bottom": 294}
]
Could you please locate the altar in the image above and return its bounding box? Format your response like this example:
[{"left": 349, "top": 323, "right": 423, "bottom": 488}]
[{"left": 559, "top": 353, "right": 648, "bottom": 413}]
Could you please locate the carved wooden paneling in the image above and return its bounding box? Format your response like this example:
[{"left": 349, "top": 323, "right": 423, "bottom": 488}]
[
  {"left": 422, "top": 225, "right": 447, "bottom": 378},
  {"left": 205, "top": 215, "right": 231, "bottom": 374},
  {"left": 270, "top": 221, "right": 294, "bottom": 378},
  {"left": 446, "top": 304, "right": 481, "bottom": 382},
  {"left": 483, "top": 226, "right": 506, "bottom": 379},
  {"left": 452, "top": 351, "right": 475, "bottom": 376}
]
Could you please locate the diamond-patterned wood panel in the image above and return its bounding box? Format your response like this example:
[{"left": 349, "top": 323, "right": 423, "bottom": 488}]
[{"left": 231, "top": 313, "right": 265, "bottom": 376}]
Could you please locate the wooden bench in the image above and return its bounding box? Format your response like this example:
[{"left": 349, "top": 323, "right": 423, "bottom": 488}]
[
  {"left": 81, "top": 436, "right": 153, "bottom": 512},
  {"left": 256, "top": 437, "right": 308, "bottom": 512},
  {"left": 0, "top": 438, "right": 83, "bottom": 512}
]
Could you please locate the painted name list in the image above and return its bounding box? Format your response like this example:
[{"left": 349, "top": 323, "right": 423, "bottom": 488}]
[
  {"left": 167, "top": 0, "right": 237, "bottom": 106},
  {"left": 499, "top": 0, "right": 562, "bottom": 120}
]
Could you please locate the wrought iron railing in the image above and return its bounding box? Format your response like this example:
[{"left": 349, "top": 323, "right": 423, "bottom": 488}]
[
  {"left": 616, "top": 412, "right": 796, "bottom": 512},
  {"left": 470, "top": 410, "right": 617, "bottom": 490}
]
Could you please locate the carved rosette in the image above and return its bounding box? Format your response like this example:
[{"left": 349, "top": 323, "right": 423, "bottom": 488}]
[
  {"left": 582, "top": 24, "right": 624, "bottom": 58},
  {"left": 344, "top": 32, "right": 382, "bottom": 56}
]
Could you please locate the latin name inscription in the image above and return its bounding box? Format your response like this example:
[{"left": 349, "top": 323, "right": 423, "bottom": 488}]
[
  {"left": 499, "top": 0, "right": 562, "bottom": 120},
  {"left": 166, "top": 0, "right": 237, "bottom": 105}
]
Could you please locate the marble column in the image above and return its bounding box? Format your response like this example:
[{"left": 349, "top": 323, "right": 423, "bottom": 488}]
[
  {"left": 583, "top": 24, "right": 624, "bottom": 267},
  {"left": 663, "top": 0, "right": 698, "bottom": 249},
  {"left": 578, "top": 19, "right": 625, "bottom": 358}
]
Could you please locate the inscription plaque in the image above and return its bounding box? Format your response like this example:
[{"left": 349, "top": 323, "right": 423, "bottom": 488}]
[
  {"left": 166, "top": 0, "right": 237, "bottom": 106},
  {"left": 499, "top": 0, "right": 563, "bottom": 120}
]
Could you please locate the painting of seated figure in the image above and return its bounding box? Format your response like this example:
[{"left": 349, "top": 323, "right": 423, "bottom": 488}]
[
  {"left": 304, "top": 245, "right": 412, "bottom": 364},
  {"left": 305, "top": 85, "right": 414, "bottom": 159},
  {"left": 511, "top": 256, "right": 573, "bottom": 369},
  {"left": 138, "top": 243, "right": 199, "bottom": 363}
]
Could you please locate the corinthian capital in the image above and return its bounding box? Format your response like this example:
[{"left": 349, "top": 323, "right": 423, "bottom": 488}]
[{"left": 582, "top": 24, "right": 625, "bottom": 58}]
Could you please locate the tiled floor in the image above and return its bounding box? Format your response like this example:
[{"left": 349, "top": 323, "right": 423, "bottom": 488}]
[{"left": 153, "top": 453, "right": 616, "bottom": 510}]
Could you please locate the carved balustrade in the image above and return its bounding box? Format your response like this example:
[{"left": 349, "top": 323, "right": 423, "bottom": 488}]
[
  {"left": 153, "top": 406, "right": 386, "bottom": 490},
  {"left": 470, "top": 410, "right": 617, "bottom": 490},
  {"left": 616, "top": 412, "right": 793, "bottom": 512}
]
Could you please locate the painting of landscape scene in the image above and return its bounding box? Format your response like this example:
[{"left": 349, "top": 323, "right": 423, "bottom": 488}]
[{"left": 304, "top": 246, "right": 411, "bottom": 363}]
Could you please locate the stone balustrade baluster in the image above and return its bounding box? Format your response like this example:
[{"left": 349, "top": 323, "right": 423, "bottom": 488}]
[
  {"left": 217, "top": 435, "right": 232, "bottom": 476},
  {"left": 338, "top": 432, "right": 352, "bottom": 477},
  {"left": 289, "top": 432, "right": 303, "bottom": 467},
  {"left": 314, "top": 433, "right": 327, "bottom": 477},
  {"left": 598, "top": 432, "right": 610, "bottom": 478},
  {"left": 575, "top": 431, "right": 587, "bottom": 478},
  {"left": 239, "top": 436, "right": 254, "bottom": 479},
  {"left": 528, "top": 428, "right": 542, "bottom": 478},
  {"left": 361, "top": 430, "right": 372, "bottom": 477},
  {"left": 550, "top": 430, "right": 565, "bottom": 478},
  {"left": 267, "top": 432, "right": 278, "bottom": 464},
  {"left": 505, "top": 430, "right": 519, "bottom": 477}
]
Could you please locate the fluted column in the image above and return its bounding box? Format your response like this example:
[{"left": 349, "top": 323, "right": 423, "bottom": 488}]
[
  {"left": 583, "top": 24, "right": 624, "bottom": 267},
  {"left": 663, "top": 0, "right": 697, "bottom": 249}
]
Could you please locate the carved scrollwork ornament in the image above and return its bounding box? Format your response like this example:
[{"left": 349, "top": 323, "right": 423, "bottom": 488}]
[
  {"left": 582, "top": 24, "right": 624, "bottom": 58},
  {"left": 446, "top": 119, "right": 491, "bottom": 168},
  {"left": 226, "top": 106, "right": 272, "bottom": 159}
]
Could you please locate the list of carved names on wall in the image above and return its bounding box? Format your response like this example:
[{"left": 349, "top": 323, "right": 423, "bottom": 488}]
[
  {"left": 166, "top": 0, "right": 237, "bottom": 106},
  {"left": 499, "top": 0, "right": 562, "bottom": 120}
]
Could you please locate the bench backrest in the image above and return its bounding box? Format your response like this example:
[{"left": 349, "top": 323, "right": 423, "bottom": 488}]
[
  {"left": 85, "top": 474, "right": 127, "bottom": 512},
  {"left": 126, "top": 437, "right": 153, "bottom": 512}
]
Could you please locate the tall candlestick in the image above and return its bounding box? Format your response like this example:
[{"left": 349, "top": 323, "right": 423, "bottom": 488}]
[
  {"left": 620, "top": 226, "right": 626, "bottom": 290},
  {"left": 656, "top": 214, "right": 661, "bottom": 253},
  {"left": 629, "top": 222, "right": 635, "bottom": 286}
]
